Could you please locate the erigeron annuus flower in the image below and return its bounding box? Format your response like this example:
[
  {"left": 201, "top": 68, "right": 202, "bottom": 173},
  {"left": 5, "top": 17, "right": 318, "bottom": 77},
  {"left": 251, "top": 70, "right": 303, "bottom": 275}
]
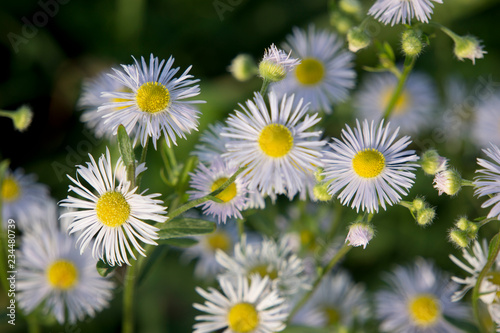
[
  {"left": 474, "top": 144, "right": 500, "bottom": 220},
  {"left": 78, "top": 66, "right": 136, "bottom": 140},
  {"left": 271, "top": 25, "right": 356, "bottom": 113},
  {"left": 193, "top": 275, "right": 288, "bottom": 333},
  {"left": 375, "top": 258, "right": 469, "bottom": 333},
  {"left": 222, "top": 91, "right": 325, "bottom": 198},
  {"left": 60, "top": 148, "right": 167, "bottom": 266},
  {"left": 292, "top": 270, "right": 370, "bottom": 328},
  {"left": 433, "top": 169, "right": 463, "bottom": 196},
  {"left": 355, "top": 72, "right": 437, "bottom": 134},
  {"left": 1, "top": 168, "right": 51, "bottom": 230},
  {"left": 17, "top": 227, "right": 114, "bottom": 324},
  {"left": 322, "top": 119, "right": 419, "bottom": 213},
  {"left": 188, "top": 157, "right": 250, "bottom": 223},
  {"left": 216, "top": 235, "right": 311, "bottom": 297},
  {"left": 99, "top": 53, "right": 204, "bottom": 149},
  {"left": 258, "top": 43, "right": 300, "bottom": 82},
  {"left": 368, "top": 0, "right": 443, "bottom": 26}
]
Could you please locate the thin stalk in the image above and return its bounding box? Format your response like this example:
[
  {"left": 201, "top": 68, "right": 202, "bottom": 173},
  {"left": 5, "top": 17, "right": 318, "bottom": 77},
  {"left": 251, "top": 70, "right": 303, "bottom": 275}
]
[
  {"left": 260, "top": 79, "right": 270, "bottom": 95},
  {"left": 287, "top": 243, "right": 352, "bottom": 322},
  {"left": 122, "top": 261, "right": 138, "bottom": 333},
  {"left": 237, "top": 219, "right": 245, "bottom": 241},
  {"left": 382, "top": 56, "right": 416, "bottom": 120},
  {"left": 135, "top": 138, "right": 149, "bottom": 188},
  {"left": 461, "top": 179, "right": 475, "bottom": 187},
  {"left": 26, "top": 314, "right": 41, "bottom": 333}
]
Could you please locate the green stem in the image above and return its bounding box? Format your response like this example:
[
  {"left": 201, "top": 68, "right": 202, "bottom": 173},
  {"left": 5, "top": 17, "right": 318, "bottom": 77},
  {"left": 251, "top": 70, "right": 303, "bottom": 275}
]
[
  {"left": 382, "top": 56, "right": 416, "bottom": 120},
  {"left": 477, "top": 218, "right": 499, "bottom": 229},
  {"left": 287, "top": 243, "right": 352, "bottom": 322},
  {"left": 122, "top": 261, "right": 138, "bottom": 333},
  {"left": 237, "top": 218, "right": 245, "bottom": 241},
  {"left": 26, "top": 314, "right": 41, "bottom": 333},
  {"left": 260, "top": 79, "right": 270, "bottom": 95},
  {"left": 461, "top": 179, "right": 475, "bottom": 187},
  {"left": 472, "top": 232, "right": 500, "bottom": 333},
  {"left": 163, "top": 166, "right": 247, "bottom": 222},
  {"left": 0, "top": 110, "right": 15, "bottom": 119},
  {"left": 135, "top": 137, "right": 149, "bottom": 188}
]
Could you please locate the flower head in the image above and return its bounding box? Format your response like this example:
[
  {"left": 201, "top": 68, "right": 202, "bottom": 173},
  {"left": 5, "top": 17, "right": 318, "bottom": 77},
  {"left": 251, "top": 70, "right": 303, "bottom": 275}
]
[
  {"left": 453, "top": 35, "right": 486, "bottom": 65},
  {"left": 474, "top": 144, "right": 500, "bottom": 220},
  {"left": 433, "top": 169, "right": 463, "bottom": 196},
  {"left": 346, "top": 222, "right": 375, "bottom": 249},
  {"left": 60, "top": 148, "right": 167, "bottom": 266},
  {"left": 369, "top": 0, "right": 443, "bottom": 26},
  {"left": 259, "top": 44, "right": 300, "bottom": 82},
  {"left": 322, "top": 119, "right": 419, "bottom": 213}
]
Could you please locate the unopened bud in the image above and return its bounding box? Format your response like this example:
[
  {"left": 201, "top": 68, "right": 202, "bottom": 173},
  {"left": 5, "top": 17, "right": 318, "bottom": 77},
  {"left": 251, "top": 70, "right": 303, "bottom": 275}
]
[
  {"left": 449, "top": 229, "right": 469, "bottom": 248},
  {"left": 417, "top": 207, "right": 435, "bottom": 226},
  {"left": 421, "top": 149, "right": 448, "bottom": 175},
  {"left": 433, "top": 169, "right": 462, "bottom": 196},
  {"left": 345, "top": 222, "right": 374, "bottom": 249},
  {"left": 454, "top": 35, "right": 486, "bottom": 65},
  {"left": 401, "top": 29, "right": 423, "bottom": 57},
  {"left": 347, "top": 27, "right": 371, "bottom": 53},
  {"left": 228, "top": 54, "right": 257, "bottom": 82},
  {"left": 339, "top": 0, "right": 362, "bottom": 15},
  {"left": 313, "top": 183, "right": 332, "bottom": 202}
]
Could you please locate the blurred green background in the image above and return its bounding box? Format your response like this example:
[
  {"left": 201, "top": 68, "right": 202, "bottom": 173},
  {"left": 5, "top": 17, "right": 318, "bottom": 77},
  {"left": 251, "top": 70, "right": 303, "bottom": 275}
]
[{"left": 1, "top": 0, "right": 500, "bottom": 332}]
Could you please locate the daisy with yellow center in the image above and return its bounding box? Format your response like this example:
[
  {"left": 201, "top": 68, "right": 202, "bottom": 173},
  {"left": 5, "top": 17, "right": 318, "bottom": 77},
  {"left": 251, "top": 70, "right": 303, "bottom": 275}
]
[
  {"left": 78, "top": 66, "right": 136, "bottom": 140},
  {"left": 216, "top": 235, "right": 311, "bottom": 297},
  {"left": 17, "top": 227, "right": 114, "bottom": 324},
  {"left": 60, "top": 148, "right": 167, "bottom": 266},
  {"left": 99, "top": 53, "right": 204, "bottom": 149},
  {"left": 193, "top": 275, "right": 288, "bottom": 333},
  {"left": 375, "top": 258, "right": 469, "bottom": 332},
  {"left": 222, "top": 91, "right": 325, "bottom": 198},
  {"left": 1, "top": 168, "right": 50, "bottom": 230},
  {"left": 271, "top": 25, "right": 356, "bottom": 113},
  {"left": 188, "top": 157, "right": 249, "bottom": 224},
  {"left": 322, "top": 119, "right": 419, "bottom": 213},
  {"left": 355, "top": 72, "right": 437, "bottom": 134}
]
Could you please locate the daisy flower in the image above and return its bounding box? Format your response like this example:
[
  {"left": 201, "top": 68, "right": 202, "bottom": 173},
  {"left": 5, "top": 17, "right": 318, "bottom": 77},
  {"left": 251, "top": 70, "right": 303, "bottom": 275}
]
[
  {"left": 292, "top": 270, "right": 370, "bottom": 328},
  {"left": 1, "top": 168, "right": 51, "bottom": 230},
  {"left": 222, "top": 91, "right": 325, "bottom": 198},
  {"left": 17, "top": 226, "right": 114, "bottom": 324},
  {"left": 474, "top": 144, "right": 500, "bottom": 220},
  {"left": 375, "top": 258, "right": 470, "bottom": 333},
  {"left": 182, "top": 222, "right": 239, "bottom": 280},
  {"left": 193, "top": 275, "right": 288, "bottom": 333},
  {"left": 355, "top": 72, "right": 437, "bottom": 134},
  {"left": 216, "top": 235, "right": 311, "bottom": 297},
  {"left": 472, "top": 94, "right": 500, "bottom": 148},
  {"left": 271, "top": 25, "right": 356, "bottom": 113},
  {"left": 60, "top": 148, "right": 167, "bottom": 266},
  {"left": 368, "top": 0, "right": 443, "bottom": 26},
  {"left": 98, "top": 53, "right": 204, "bottom": 149},
  {"left": 322, "top": 119, "right": 419, "bottom": 213},
  {"left": 78, "top": 66, "right": 136, "bottom": 140},
  {"left": 188, "top": 157, "right": 250, "bottom": 223},
  {"left": 258, "top": 43, "right": 300, "bottom": 82}
]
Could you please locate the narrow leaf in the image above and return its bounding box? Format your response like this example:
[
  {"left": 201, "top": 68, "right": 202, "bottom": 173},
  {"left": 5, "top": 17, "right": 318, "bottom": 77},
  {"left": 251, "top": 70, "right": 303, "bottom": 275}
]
[
  {"left": 158, "top": 238, "right": 199, "bottom": 247},
  {"left": 158, "top": 218, "right": 215, "bottom": 239},
  {"left": 96, "top": 260, "right": 116, "bottom": 277}
]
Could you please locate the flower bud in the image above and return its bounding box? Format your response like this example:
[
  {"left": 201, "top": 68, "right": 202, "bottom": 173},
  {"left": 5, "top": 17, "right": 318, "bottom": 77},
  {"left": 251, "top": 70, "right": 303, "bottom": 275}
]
[
  {"left": 449, "top": 229, "right": 469, "bottom": 248},
  {"left": 6, "top": 105, "right": 33, "bottom": 132},
  {"left": 339, "top": 0, "right": 362, "bottom": 15},
  {"left": 433, "top": 169, "right": 462, "bottom": 196},
  {"left": 258, "top": 44, "right": 300, "bottom": 82},
  {"left": 347, "top": 27, "right": 371, "bottom": 53},
  {"left": 453, "top": 35, "right": 486, "bottom": 65},
  {"left": 313, "top": 183, "right": 332, "bottom": 202},
  {"left": 228, "top": 54, "right": 257, "bottom": 82},
  {"left": 314, "top": 168, "right": 325, "bottom": 182},
  {"left": 345, "top": 222, "right": 374, "bottom": 249},
  {"left": 417, "top": 207, "right": 435, "bottom": 226},
  {"left": 421, "top": 149, "right": 448, "bottom": 175},
  {"left": 455, "top": 217, "right": 469, "bottom": 231},
  {"left": 412, "top": 197, "right": 426, "bottom": 211},
  {"left": 401, "top": 29, "right": 423, "bottom": 57}
]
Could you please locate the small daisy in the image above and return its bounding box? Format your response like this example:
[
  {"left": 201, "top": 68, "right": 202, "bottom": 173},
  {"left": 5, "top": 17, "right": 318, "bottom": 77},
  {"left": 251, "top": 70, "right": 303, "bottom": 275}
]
[
  {"left": 60, "top": 148, "right": 167, "bottom": 266},
  {"left": 1, "top": 168, "right": 51, "bottom": 230},
  {"left": 182, "top": 222, "right": 239, "bottom": 280},
  {"left": 193, "top": 274, "right": 288, "bottom": 333},
  {"left": 192, "top": 122, "right": 229, "bottom": 164},
  {"left": 216, "top": 235, "right": 311, "bottom": 297},
  {"left": 472, "top": 94, "right": 500, "bottom": 148},
  {"left": 375, "top": 258, "right": 470, "bottom": 333},
  {"left": 271, "top": 25, "right": 356, "bottom": 113},
  {"left": 292, "top": 270, "right": 370, "bottom": 328},
  {"left": 322, "top": 119, "right": 419, "bottom": 213},
  {"left": 355, "top": 72, "right": 437, "bottom": 134},
  {"left": 17, "top": 227, "right": 114, "bottom": 324},
  {"left": 258, "top": 44, "right": 300, "bottom": 82},
  {"left": 368, "top": 0, "right": 443, "bottom": 26},
  {"left": 449, "top": 239, "right": 500, "bottom": 303},
  {"left": 474, "top": 144, "right": 500, "bottom": 220},
  {"left": 222, "top": 91, "right": 325, "bottom": 198},
  {"left": 188, "top": 157, "right": 250, "bottom": 223},
  {"left": 78, "top": 66, "right": 136, "bottom": 140},
  {"left": 99, "top": 53, "right": 204, "bottom": 149}
]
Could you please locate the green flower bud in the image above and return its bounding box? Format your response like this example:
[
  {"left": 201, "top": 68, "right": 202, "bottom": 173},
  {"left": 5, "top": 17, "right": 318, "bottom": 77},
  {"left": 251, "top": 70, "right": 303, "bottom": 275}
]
[
  {"left": 11, "top": 105, "right": 33, "bottom": 132},
  {"left": 347, "top": 27, "right": 371, "bottom": 53},
  {"left": 455, "top": 217, "right": 469, "bottom": 231},
  {"left": 433, "top": 169, "right": 462, "bottom": 196},
  {"left": 401, "top": 29, "right": 423, "bottom": 57},
  {"left": 228, "top": 54, "right": 257, "bottom": 82},
  {"left": 314, "top": 168, "right": 325, "bottom": 182},
  {"left": 454, "top": 35, "right": 486, "bottom": 65},
  {"left": 313, "top": 183, "right": 332, "bottom": 202},
  {"left": 449, "top": 229, "right": 469, "bottom": 248},
  {"left": 339, "top": 0, "right": 362, "bottom": 15},
  {"left": 421, "top": 149, "right": 448, "bottom": 176},
  {"left": 412, "top": 198, "right": 426, "bottom": 212},
  {"left": 417, "top": 207, "right": 435, "bottom": 226}
]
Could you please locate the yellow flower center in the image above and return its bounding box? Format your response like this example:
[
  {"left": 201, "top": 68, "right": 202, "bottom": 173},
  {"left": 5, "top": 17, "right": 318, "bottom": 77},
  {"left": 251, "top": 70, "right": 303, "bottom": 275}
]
[
  {"left": 352, "top": 149, "right": 386, "bottom": 178},
  {"left": 382, "top": 88, "right": 411, "bottom": 115},
  {"left": 323, "top": 306, "right": 340, "bottom": 326},
  {"left": 249, "top": 264, "right": 278, "bottom": 280},
  {"left": 227, "top": 302, "right": 259, "bottom": 333},
  {"left": 1, "top": 177, "right": 20, "bottom": 202},
  {"left": 206, "top": 232, "right": 231, "bottom": 252},
  {"left": 211, "top": 177, "right": 237, "bottom": 203},
  {"left": 112, "top": 87, "right": 133, "bottom": 110},
  {"left": 95, "top": 191, "right": 131, "bottom": 227},
  {"left": 46, "top": 260, "right": 79, "bottom": 290},
  {"left": 136, "top": 82, "right": 170, "bottom": 113},
  {"left": 295, "top": 57, "right": 325, "bottom": 85},
  {"left": 408, "top": 294, "right": 441, "bottom": 327},
  {"left": 258, "top": 124, "right": 293, "bottom": 158}
]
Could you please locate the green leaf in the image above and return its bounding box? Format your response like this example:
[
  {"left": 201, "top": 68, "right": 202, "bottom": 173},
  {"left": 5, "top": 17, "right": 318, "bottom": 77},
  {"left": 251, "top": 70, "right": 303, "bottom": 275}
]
[
  {"left": 96, "top": 260, "right": 116, "bottom": 277},
  {"left": 488, "top": 234, "right": 500, "bottom": 261},
  {"left": 117, "top": 125, "right": 135, "bottom": 184},
  {"left": 157, "top": 238, "right": 199, "bottom": 247},
  {"left": 158, "top": 218, "right": 215, "bottom": 239}
]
